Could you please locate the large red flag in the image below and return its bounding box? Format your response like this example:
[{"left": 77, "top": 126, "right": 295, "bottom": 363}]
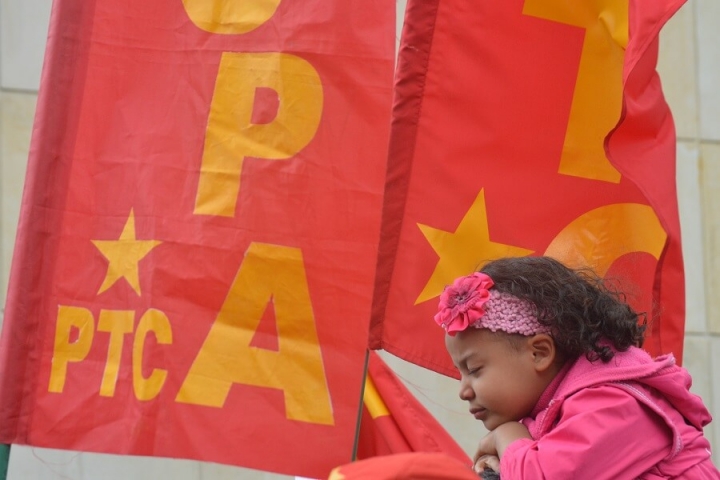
[
  {"left": 329, "top": 453, "right": 478, "bottom": 480},
  {"left": 370, "top": 0, "right": 686, "bottom": 377},
  {"left": 356, "top": 352, "right": 469, "bottom": 462},
  {"left": 0, "top": 0, "right": 393, "bottom": 477}
]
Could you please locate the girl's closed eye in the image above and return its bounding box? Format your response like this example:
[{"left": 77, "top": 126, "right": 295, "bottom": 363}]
[{"left": 468, "top": 365, "right": 483, "bottom": 376}]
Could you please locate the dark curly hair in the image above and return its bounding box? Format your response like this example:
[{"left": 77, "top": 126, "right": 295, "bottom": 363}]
[{"left": 479, "top": 256, "right": 646, "bottom": 363}]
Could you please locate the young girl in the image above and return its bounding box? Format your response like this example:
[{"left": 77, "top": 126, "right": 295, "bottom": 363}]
[{"left": 435, "top": 256, "right": 720, "bottom": 479}]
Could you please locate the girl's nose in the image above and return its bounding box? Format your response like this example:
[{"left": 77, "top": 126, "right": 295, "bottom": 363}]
[{"left": 458, "top": 378, "right": 474, "bottom": 401}]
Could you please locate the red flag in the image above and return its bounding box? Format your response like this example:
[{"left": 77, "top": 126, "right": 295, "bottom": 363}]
[
  {"left": 0, "top": 0, "right": 393, "bottom": 477},
  {"left": 356, "top": 352, "right": 469, "bottom": 462},
  {"left": 370, "top": 0, "right": 686, "bottom": 377},
  {"left": 329, "top": 452, "right": 478, "bottom": 480}
]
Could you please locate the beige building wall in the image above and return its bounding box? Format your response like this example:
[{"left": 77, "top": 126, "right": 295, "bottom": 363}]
[{"left": 0, "top": 0, "right": 718, "bottom": 478}]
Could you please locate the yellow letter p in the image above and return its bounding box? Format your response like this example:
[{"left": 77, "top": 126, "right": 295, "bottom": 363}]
[{"left": 194, "top": 53, "right": 323, "bottom": 217}]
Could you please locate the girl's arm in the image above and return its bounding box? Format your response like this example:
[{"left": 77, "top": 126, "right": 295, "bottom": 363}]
[
  {"left": 474, "top": 423, "right": 531, "bottom": 474},
  {"left": 499, "top": 385, "right": 672, "bottom": 479},
  {"left": 474, "top": 422, "right": 532, "bottom": 464}
]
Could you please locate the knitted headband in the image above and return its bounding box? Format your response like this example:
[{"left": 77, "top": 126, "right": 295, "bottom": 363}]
[{"left": 434, "top": 272, "right": 551, "bottom": 337}]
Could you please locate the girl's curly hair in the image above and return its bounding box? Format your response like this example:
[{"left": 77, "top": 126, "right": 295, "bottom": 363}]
[{"left": 479, "top": 256, "right": 646, "bottom": 363}]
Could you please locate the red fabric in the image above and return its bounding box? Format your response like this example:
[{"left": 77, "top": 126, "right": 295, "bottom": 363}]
[
  {"left": 330, "top": 452, "right": 478, "bottom": 480},
  {"left": 356, "top": 352, "right": 469, "bottom": 463},
  {"left": 370, "top": 0, "right": 687, "bottom": 377},
  {"left": 608, "top": 1, "right": 687, "bottom": 359},
  {"left": 0, "top": 0, "right": 393, "bottom": 477}
]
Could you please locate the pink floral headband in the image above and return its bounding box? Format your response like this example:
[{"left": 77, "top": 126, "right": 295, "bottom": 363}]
[{"left": 434, "top": 272, "right": 551, "bottom": 337}]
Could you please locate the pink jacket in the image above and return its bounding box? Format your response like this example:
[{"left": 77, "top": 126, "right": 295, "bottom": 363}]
[{"left": 500, "top": 347, "right": 720, "bottom": 479}]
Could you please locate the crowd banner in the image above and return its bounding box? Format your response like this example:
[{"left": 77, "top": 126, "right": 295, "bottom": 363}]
[
  {"left": 0, "top": 0, "right": 394, "bottom": 477},
  {"left": 370, "top": 0, "right": 686, "bottom": 377},
  {"left": 356, "top": 351, "right": 469, "bottom": 462}
]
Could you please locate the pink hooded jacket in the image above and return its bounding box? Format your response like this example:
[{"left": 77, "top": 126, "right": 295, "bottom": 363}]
[{"left": 500, "top": 346, "right": 720, "bottom": 479}]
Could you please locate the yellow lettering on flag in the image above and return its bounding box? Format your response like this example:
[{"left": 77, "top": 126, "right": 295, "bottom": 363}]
[
  {"left": 133, "top": 309, "right": 172, "bottom": 401},
  {"left": 195, "top": 53, "right": 323, "bottom": 217},
  {"left": 544, "top": 203, "right": 666, "bottom": 274},
  {"left": 48, "top": 306, "right": 95, "bottom": 393},
  {"left": 176, "top": 242, "right": 334, "bottom": 425},
  {"left": 416, "top": 189, "right": 533, "bottom": 304},
  {"left": 98, "top": 310, "right": 134, "bottom": 397},
  {"left": 523, "top": 0, "right": 628, "bottom": 183},
  {"left": 181, "top": 0, "right": 282, "bottom": 34},
  {"left": 363, "top": 376, "right": 389, "bottom": 419}
]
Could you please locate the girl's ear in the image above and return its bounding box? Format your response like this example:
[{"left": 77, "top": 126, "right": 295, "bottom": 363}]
[{"left": 527, "top": 334, "right": 556, "bottom": 372}]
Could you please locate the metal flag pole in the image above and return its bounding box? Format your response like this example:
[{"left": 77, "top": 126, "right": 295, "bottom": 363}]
[
  {"left": 0, "top": 444, "right": 10, "bottom": 479},
  {"left": 351, "top": 349, "right": 371, "bottom": 461}
]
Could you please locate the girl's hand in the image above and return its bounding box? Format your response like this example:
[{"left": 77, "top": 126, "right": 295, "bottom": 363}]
[
  {"left": 473, "top": 454, "right": 499, "bottom": 475},
  {"left": 473, "top": 422, "right": 532, "bottom": 473}
]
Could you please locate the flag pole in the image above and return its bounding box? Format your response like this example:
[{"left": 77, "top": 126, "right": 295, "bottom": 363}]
[
  {"left": 351, "top": 349, "right": 371, "bottom": 461},
  {"left": 0, "top": 444, "right": 9, "bottom": 479}
]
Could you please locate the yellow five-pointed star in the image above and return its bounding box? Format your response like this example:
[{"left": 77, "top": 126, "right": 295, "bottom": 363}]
[
  {"left": 415, "top": 189, "right": 533, "bottom": 304},
  {"left": 92, "top": 210, "right": 161, "bottom": 296}
]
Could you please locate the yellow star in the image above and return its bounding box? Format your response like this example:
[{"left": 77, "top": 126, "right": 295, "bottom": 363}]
[
  {"left": 92, "top": 210, "right": 161, "bottom": 296},
  {"left": 415, "top": 189, "right": 533, "bottom": 304}
]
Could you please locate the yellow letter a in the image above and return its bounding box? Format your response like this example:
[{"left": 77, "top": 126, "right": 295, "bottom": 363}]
[{"left": 176, "top": 242, "right": 334, "bottom": 425}]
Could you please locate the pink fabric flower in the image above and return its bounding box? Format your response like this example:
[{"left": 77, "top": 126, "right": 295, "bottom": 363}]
[{"left": 434, "top": 272, "right": 494, "bottom": 336}]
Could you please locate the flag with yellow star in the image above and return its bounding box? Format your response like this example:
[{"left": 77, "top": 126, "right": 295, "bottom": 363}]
[
  {"left": 0, "top": 0, "right": 394, "bottom": 477},
  {"left": 369, "top": 0, "right": 687, "bottom": 377},
  {"left": 355, "top": 351, "right": 469, "bottom": 462}
]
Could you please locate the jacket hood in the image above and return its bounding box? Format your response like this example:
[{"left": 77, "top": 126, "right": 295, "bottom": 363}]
[
  {"left": 636, "top": 355, "right": 712, "bottom": 430},
  {"left": 558, "top": 347, "right": 712, "bottom": 430}
]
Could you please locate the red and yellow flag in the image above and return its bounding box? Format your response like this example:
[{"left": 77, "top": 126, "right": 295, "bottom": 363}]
[
  {"left": 370, "top": 0, "right": 686, "bottom": 376},
  {"left": 329, "top": 452, "right": 478, "bottom": 480},
  {"left": 0, "top": 0, "right": 393, "bottom": 477},
  {"left": 356, "top": 352, "right": 469, "bottom": 462}
]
